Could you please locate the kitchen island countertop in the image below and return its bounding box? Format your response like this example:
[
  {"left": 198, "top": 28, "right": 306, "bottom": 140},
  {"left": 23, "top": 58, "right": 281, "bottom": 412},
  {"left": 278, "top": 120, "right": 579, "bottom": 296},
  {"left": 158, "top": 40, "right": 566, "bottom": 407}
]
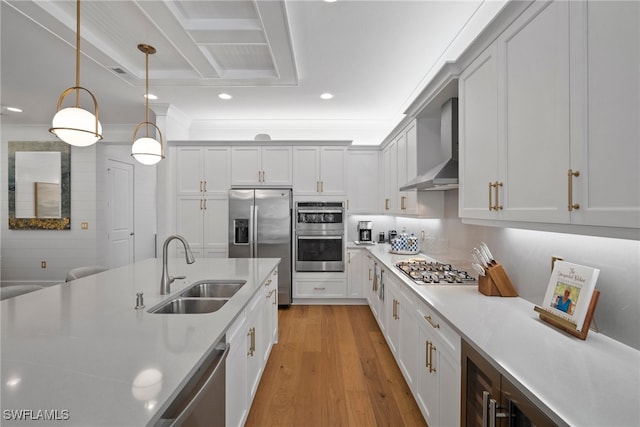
[
  {"left": 363, "top": 243, "right": 640, "bottom": 427},
  {"left": 1, "top": 257, "right": 280, "bottom": 426}
]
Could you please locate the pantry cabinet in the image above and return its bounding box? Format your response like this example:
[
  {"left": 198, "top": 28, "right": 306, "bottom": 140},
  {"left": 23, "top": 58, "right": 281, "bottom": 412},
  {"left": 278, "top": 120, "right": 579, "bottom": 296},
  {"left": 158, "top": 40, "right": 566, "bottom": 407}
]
[
  {"left": 176, "top": 146, "right": 230, "bottom": 258},
  {"left": 231, "top": 146, "right": 292, "bottom": 187},
  {"left": 459, "top": 0, "right": 640, "bottom": 229},
  {"left": 293, "top": 146, "right": 346, "bottom": 195}
]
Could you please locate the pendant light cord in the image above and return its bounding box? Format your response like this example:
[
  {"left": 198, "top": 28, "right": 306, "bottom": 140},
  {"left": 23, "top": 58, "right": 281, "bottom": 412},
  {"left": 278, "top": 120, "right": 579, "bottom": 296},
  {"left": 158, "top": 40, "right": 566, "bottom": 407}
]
[{"left": 75, "top": 0, "right": 81, "bottom": 107}]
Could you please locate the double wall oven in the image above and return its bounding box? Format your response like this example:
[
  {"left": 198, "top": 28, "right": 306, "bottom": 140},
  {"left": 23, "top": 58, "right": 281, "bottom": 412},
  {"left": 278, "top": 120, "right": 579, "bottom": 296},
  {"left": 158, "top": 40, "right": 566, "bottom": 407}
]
[{"left": 295, "top": 201, "right": 345, "bottom": 272}]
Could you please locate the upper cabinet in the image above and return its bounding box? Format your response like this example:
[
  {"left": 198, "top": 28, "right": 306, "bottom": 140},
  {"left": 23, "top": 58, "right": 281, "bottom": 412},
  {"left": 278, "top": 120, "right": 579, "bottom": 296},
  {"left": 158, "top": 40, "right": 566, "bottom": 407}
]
[
  {"left": 231, "top": 146, "right": 292, "bottom": 187},
  {"left": 458, "top": 0, "right": 640, "bottom": 230},
  {"left": 346, "top": 149, "right": 379, "bottom": 213},
  {"left": 293, "top": 146, "right": 346, "bottom": 195}
]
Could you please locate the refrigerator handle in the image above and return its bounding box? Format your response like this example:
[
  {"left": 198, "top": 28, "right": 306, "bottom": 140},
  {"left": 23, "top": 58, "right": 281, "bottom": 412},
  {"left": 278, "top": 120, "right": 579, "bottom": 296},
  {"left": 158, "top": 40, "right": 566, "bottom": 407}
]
[
  {"left": 249, "top": 205, "right": 255, "bottom": 257},
  {"left": 252, "top": 205, "right": 259, "bottom": 257}
]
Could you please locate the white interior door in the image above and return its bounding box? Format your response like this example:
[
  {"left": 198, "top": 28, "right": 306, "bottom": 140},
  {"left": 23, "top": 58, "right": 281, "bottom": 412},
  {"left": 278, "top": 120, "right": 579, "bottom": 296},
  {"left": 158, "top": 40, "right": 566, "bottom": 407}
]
[{"left": 107, "top": 160, "right": 134, "bottom": 268}]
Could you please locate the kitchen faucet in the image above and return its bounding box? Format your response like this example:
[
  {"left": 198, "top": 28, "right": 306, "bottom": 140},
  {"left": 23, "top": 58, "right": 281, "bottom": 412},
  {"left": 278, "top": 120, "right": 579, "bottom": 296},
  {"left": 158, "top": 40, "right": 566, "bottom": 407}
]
[{"left": 161, "top": 235, "right": 196, "bottom": 295}]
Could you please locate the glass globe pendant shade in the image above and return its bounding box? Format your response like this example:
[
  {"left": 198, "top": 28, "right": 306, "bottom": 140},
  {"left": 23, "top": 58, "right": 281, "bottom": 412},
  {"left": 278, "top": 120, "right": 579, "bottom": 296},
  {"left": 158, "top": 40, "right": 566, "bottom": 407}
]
[
  {"left": 132, "top": 136, "right": 163, "bottom": 165},
  {"left": 51, "top": 106, "right": 103, "bottom": 147}
]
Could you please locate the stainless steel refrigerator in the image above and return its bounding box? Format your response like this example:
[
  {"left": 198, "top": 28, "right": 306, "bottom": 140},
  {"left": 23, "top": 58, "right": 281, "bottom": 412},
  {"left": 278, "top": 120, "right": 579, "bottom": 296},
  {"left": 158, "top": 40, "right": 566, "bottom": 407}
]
[{"left": 228, "top": 189, "right": 292, "bottom": 305}]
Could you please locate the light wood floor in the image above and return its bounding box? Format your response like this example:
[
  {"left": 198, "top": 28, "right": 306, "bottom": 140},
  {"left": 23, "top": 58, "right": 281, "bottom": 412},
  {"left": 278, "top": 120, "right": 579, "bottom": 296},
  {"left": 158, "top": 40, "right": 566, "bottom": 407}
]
[{"left": 245, "top": 305, "right": 427, "bottom": 427}]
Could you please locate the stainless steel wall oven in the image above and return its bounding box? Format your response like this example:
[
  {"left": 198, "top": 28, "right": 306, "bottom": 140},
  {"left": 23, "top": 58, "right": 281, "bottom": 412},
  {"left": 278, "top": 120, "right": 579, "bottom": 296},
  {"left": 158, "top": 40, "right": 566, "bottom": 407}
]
[{"left": 295, "top": 201, "right": 345, "bottom": 272}]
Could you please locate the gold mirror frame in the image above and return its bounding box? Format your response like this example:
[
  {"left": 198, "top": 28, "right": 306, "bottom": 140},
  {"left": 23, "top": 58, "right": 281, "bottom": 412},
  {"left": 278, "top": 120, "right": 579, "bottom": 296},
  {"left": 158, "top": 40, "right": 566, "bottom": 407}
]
[{"left": 8, "top": 141, "right": 71, "bottom": 230}]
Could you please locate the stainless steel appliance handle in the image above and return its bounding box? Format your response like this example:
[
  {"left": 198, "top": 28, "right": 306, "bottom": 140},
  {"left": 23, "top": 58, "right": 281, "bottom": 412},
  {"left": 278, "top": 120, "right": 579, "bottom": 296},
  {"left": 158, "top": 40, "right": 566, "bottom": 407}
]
[
  {"left": 162, "top": 343, "right": 230, "bottom": 426},
  {"left": 252, "top": 205, "right": 259, "bottom": 257},
  {"left": 482, "top": 391, "right": 490, "bottom": 427},
  {"left": 297, "top": 235, "right": 342, "bottom": 240},
  {"left": 249, "top": 205, "right": 255, "bottom": 257},
  {"left": 296, "top": 209, "right": 344, "bottom": 214}
]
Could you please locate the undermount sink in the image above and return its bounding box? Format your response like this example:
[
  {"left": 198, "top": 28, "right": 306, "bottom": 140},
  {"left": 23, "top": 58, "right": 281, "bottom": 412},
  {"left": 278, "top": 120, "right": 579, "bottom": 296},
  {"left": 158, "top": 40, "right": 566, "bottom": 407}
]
[
  {"left": 179, "top": 280, "right": 246, "bottom": 299},
  {"left": 150, "top": 298, "right": 227, "bottom": 314}
]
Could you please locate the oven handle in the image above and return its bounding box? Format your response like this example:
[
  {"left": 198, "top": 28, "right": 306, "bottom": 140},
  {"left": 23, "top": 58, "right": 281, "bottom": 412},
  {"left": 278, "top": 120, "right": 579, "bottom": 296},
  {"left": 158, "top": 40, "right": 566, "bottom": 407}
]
[
  {"left": 296, "top": 209, "right": 344, "bottom": 214},
  {"left": 297, "top": 235, "right": 343, "bottom": 240}
]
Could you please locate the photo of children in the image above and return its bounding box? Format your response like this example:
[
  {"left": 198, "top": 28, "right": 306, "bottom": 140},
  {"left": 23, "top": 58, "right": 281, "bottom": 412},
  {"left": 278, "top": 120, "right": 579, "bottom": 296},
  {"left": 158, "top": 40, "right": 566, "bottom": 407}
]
[{"left": 550, "top": 282, "right": 579, "bottom": 315}]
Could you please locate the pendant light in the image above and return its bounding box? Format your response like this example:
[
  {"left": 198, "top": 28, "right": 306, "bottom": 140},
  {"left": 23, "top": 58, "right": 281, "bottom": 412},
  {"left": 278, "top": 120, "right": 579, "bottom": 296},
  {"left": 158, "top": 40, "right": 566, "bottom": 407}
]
[
  {"left": 49, "top": 0, "right": 102, "bottom": 147},
  {"left": 131, "top": 44, "right": 164, "bottom": 165}
]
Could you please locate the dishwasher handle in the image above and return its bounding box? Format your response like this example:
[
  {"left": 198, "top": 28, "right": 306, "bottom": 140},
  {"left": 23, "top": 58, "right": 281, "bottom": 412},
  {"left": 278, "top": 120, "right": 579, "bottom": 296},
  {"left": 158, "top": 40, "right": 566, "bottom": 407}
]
[{"left": 159, "top": 342, "right": 230, "bottom": 426}]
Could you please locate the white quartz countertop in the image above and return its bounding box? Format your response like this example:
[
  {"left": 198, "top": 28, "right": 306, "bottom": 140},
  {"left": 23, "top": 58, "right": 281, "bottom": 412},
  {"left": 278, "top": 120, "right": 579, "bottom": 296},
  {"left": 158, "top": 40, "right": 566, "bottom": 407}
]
[
  {"left": 359, "top": 244, "right": 640, "bottom": 427},
  {"left": 1, "top": 257, "right": 280, "bottom": 426}
]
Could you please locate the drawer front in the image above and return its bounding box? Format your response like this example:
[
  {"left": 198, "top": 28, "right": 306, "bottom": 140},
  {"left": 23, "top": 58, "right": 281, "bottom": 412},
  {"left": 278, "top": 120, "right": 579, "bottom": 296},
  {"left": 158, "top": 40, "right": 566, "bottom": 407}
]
[
  {"left": 417, "top": 302, "right": 460, "bottom": 362},
  {"left": 295, "top": 280, "right": 347, "bottom": 298}
]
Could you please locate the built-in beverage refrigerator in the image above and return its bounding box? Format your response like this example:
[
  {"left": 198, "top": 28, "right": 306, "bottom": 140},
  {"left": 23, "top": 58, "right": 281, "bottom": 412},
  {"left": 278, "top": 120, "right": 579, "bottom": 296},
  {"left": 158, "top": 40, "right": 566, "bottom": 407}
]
[{"left": 228, "top": 189, "right": 292, "bottom": 306}]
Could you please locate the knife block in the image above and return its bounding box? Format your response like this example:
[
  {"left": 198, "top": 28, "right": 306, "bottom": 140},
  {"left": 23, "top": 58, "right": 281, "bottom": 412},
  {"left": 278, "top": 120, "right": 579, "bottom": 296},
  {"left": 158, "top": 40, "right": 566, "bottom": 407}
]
[{"left": 478, "top": 263, "right": 518, "bottom": 297}]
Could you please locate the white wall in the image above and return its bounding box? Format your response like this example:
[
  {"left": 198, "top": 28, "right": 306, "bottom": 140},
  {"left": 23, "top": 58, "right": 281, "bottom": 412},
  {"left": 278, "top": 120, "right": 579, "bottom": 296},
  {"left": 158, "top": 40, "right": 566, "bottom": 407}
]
[
  {"left": 348, "top": 191, "right": 640, "bottom": 351},
  {"left": 1, "top": 125, "right": 157, "bottom": 286}
]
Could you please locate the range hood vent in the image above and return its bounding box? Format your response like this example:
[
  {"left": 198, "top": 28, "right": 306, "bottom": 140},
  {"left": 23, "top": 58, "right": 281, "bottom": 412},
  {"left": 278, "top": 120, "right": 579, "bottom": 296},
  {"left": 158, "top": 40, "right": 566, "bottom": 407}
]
[{"left": 400, "top": 98, "right": 459, "bottom": 191}]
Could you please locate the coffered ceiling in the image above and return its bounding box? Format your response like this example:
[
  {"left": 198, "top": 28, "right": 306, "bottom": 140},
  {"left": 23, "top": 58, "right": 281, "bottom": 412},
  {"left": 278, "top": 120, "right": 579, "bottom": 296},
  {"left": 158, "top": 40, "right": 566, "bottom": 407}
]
[{"left": 1, "top": 0, "right": 506, "bottom": 145}]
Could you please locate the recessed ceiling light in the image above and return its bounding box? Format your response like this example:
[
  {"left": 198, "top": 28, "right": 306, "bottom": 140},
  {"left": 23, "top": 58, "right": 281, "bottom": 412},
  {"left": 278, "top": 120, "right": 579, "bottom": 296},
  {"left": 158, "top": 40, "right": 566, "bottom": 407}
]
[
  {"left": 218, "top": 93, "right": 232, "bottom": 100},
  {"left": 144, "top": 94, "right": 158, "bottom": 100},
  {"left": 5, "top": 106, "right": 23, "bottom": 113},
  {"left": 324, "top": 0, "right": 337, "bottom": 3},
  {"left": 320, "top": 93, "right": 334, "bottom": 100}
]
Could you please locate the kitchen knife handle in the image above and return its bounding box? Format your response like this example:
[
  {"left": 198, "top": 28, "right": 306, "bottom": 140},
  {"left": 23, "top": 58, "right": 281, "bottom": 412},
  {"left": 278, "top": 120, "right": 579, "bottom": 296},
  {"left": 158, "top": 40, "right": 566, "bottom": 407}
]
[{"left": 568, "top": 169, "right": 580, "bottom": 211}]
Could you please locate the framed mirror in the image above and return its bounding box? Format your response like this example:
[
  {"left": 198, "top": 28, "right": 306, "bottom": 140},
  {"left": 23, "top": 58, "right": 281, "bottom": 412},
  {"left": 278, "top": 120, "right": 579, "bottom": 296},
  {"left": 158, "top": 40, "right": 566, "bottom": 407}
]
[{"left": 8, "top": 141, "right": 71, "bottom": 230}]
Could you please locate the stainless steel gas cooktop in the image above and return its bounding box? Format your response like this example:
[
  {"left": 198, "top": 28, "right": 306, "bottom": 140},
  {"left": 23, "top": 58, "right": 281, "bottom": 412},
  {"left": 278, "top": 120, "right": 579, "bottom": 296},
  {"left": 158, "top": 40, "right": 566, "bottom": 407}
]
[{"left": 396, "top": 259, "right": 476, "bottom": 285}]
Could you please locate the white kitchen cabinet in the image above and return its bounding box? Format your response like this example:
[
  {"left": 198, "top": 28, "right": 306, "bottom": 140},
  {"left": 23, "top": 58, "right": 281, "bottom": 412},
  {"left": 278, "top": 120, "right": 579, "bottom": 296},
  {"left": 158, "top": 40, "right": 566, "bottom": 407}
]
[
  {"left": 415, "top": 301, "right": 461, "bottom": 427},
  {"left": 346, "top": 149, "right": 379, "bottom": 213},
  {"left": 346, "top": 249, "right": 363, "bottom": 298},
  {"left": 176, "top": 146, "right": 230, "bottom": 258},
  {"left": 231, "top": 146, "right": 292, "bottom": 187},
  {"left": 397, "top": 122, "right": 418, "bottom": 213},
  {"left": 568, "top": 1, "right": 640, "bottom": 228},
  {"left": 226, "top": 271, "right": 278, "bottom": 427},
  {"left": 364, "top": 253, "right": 376, "bottom": 308},
  {"left": 383, "top": 273, "right": 417, "bottom": 392},
  {"left": 293, "top": 146, "right": 346, "bottom": 195},
  {"left": 294, "top": 272, "right": 347, "bottom": 299},
  {"left": 459, "top": 0, "right": 640, "bottom": 229},
  {"left": 382, "top": 141, "right": 398, "bottom": 212}
]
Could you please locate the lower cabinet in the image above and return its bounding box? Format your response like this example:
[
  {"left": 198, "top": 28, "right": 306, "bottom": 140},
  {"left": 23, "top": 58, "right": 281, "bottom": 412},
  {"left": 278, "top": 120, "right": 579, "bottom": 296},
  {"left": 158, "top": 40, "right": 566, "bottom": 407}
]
[
  {"left": 366, "top": 254, "right": 461, "bottom": 427},
  {"left": 416, "top": 301, "right": 461, "bottom": 427},
  {"left": 226, "top": 270, "right": 278, "bottom": 427},
  {"left": 294, "top": 272, "right": 347, "bottom": 299},
  {"left": 346, "top": 249, "right": 363, "bottom": 298}
]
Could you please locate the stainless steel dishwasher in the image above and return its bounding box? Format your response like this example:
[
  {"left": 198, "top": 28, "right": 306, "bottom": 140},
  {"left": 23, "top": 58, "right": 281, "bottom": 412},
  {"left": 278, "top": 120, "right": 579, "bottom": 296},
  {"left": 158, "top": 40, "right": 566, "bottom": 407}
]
[{"left": 154, "top": 337, "right": 229, "bottom": 427}]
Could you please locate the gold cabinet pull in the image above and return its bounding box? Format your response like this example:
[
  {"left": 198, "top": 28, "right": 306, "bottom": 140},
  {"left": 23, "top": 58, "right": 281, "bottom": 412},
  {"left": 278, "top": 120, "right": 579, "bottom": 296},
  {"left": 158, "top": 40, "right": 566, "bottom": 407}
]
[
  {"left": 247, "top": 327, "right": 256, "bottom": 356},
  {"left": 200, "top": 199, "right": 203, "bottom": 210},
  {"left": 400, "top": 195, "right": 406, "bottom": 210},
  {"left": 568, "top": 169, "right": 580, "bottom": 211},
  {"left": 368, "top": 268, "right": 372, "bottom": 281},
  {"left": 203, "top": 199, "right": 207, "bottom": 210},
  {"left": 424, "top": 315, "right": 440, "bottom": 329},
  {"left": 425, "top": 341, "right": 429, "bottom": 368},
  {"left": 320, "top": 181, "right": 324, "bottom": 193},
  {"left": 348, "top": 252, "right": 351, "bottom": 264},
  {"left": 200, "top": 180, "right": 204, "bottom": 193},
  {"left": 428, "top": 341, "right": 437, "bottom": 373},
  {"left": 316, "top": 181, "right": 320, "bottom": 193},
  {"left": 488, "top": 182, "right": 494, "bottom": 211},
  {"left": 494, "top": 181, "right": 503, "bottom": 210},
  {"left": 203, "top": 181, "right": 207, "bottom": 192},
  {"left": 384, "top": 198, "right": 389, "bottom": 210}
]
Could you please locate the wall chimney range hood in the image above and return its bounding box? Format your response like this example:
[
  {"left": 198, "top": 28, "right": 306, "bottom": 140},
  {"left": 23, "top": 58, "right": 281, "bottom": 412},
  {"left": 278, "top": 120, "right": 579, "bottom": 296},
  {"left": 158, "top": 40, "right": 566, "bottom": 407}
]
[{"left": 400, "top": 98, "right": 459, "bottom": 191}]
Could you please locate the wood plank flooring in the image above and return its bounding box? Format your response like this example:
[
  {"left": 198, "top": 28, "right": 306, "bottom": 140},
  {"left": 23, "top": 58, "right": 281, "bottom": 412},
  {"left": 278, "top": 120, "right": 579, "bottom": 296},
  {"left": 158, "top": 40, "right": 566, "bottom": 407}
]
[{"left": 245, "top": 305, "right": 427, "bottom": 427}]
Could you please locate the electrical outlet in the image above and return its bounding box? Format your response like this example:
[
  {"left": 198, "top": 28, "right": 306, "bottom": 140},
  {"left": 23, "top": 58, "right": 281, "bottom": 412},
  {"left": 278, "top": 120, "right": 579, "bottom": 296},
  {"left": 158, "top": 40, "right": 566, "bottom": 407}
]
[
  {"left": 81, "top": 222, "right": 88, "bottom": 230},
  {"left": 551, "top": 256, "right": 563, "bottom": 271},
  {"left": 41, "top": 261, "right": 47, "bottom": 269}
]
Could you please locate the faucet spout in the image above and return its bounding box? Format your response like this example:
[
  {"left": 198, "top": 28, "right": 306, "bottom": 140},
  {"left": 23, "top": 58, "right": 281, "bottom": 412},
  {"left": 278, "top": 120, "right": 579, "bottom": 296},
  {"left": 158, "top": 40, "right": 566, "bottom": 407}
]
[{"left": 161, "top": 235, "right": 196, "bottom": 295}]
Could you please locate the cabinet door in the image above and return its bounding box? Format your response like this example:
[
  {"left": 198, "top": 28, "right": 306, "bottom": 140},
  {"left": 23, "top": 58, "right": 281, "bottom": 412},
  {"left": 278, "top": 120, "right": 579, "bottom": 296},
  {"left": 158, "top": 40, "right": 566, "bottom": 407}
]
[
  {"left": 416, "top": 322, "right": 438, "bottom": 426},
  {"left": 382, "top": 143, "right": 397, "bottom": 212},
  {"left": 319, "top": 146, "right": 346, "bottom": 195},
  {"left": 383, "top": 282, "right": 399, "bottom": 356},
  {"left": 246, "top": 292, "right": 265, "bottom": 403},
  {"left": 437, "top": 343, "right": 461, "bottom": 427},
  {"left": 498, "top": 0, "right": 571, "bottom": 223},
  {"left": 176, "top": 147, "right": 205, "bottom": 195},
  {"left": 176, "top": 197, "right": 205, "bottom": 257},
  {"left": 569, "top": 1, "right": 640, "bottom": 228},
  {"left": 346, "top": 150, "right": 379, "bottom": 213},
  {"left": 203, "top": 147, "right": 231, "bottom": 193},
  {"left": 262, "top": 146, "right": 292, "bottom": 186},
  {"left": 232, "top": 147, "right": 262, "bottom": 186},
  {"left": 226, "top": 314, "right": 248, "bottom": 427},
  {"left": 459, "top": 44, "right": 500, "bottom": 220},
  {"left": 397, "top": 290, "right": 417, "bottom": 392},
  {"left": 346, "top": 249, "right": 363, "bottom": 298},
  {"left": 292, "top": 146, "right": 320, "bottom": 194},
  {"left": 203, "top": 196, "right": 228, "bottom": 257},
  {"left": 399, "top": 122, "right": 418, "bottom": 213}
]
